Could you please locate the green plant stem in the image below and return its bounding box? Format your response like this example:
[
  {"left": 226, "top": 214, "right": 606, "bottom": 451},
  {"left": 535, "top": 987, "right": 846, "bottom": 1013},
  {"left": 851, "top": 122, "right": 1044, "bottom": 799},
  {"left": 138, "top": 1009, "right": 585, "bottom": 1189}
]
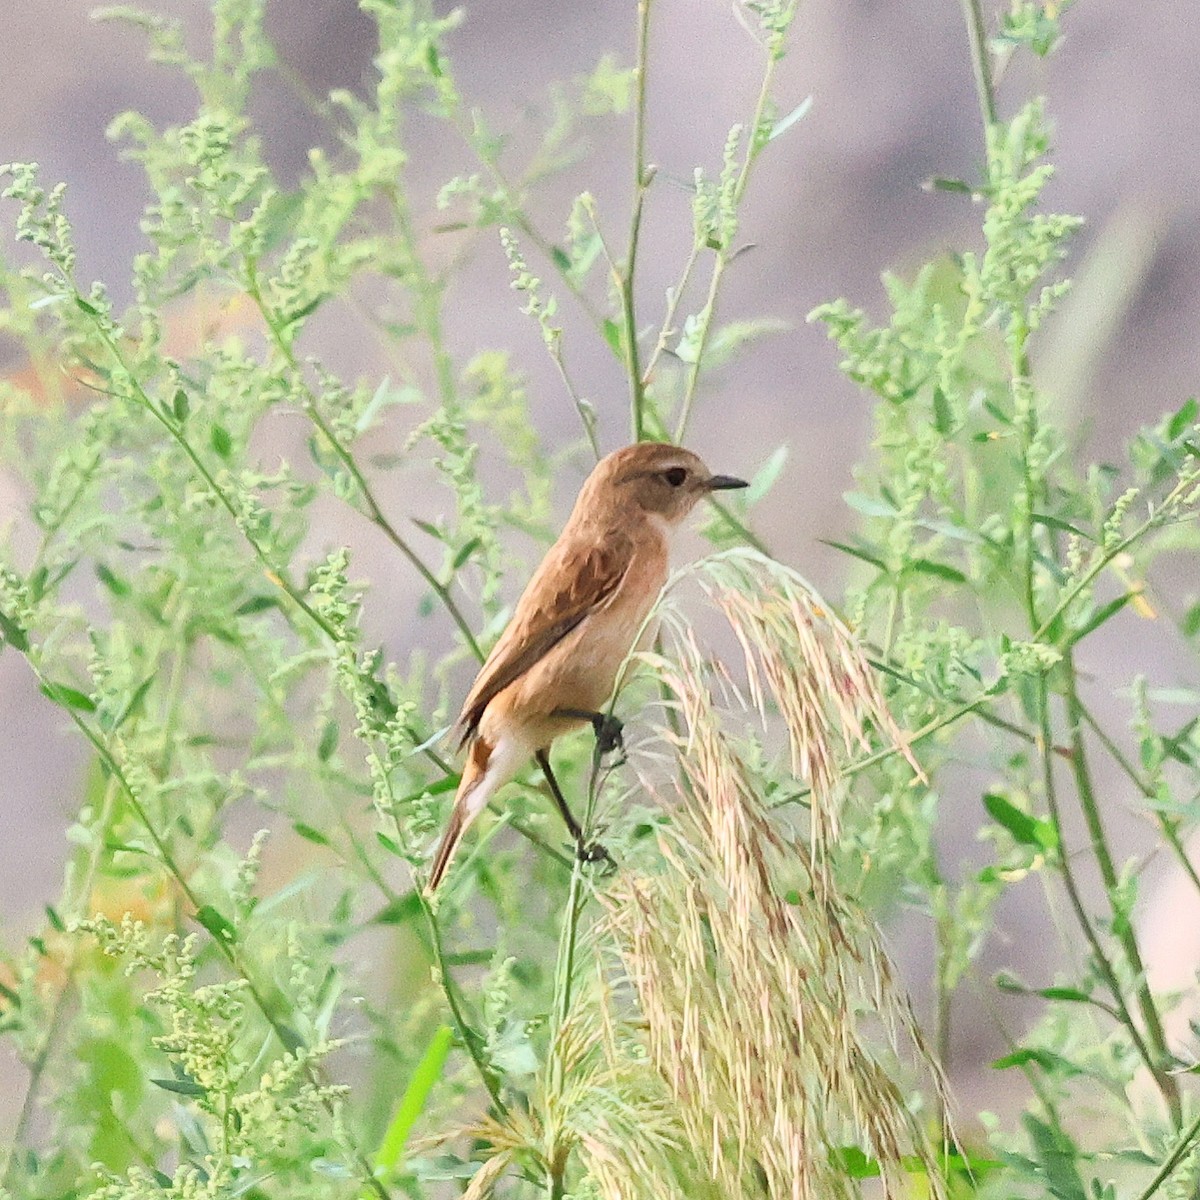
[
  {"left": 1136, "top": 1109, "right": 1200, "bottom": 1200},
  {"left": 1062, "top": 661, "right": 1181, "bottom": 1127},
  {"left": 958, "top": 0, "right": 998, "bottom": 132},
  {"left": 640, "top": 238, "right": 702, "bottom": 388},
  {"left": 2, "top": 586, "right": 189, "bottom": 1190},
  {"left": 1077, "top": 701, "right": 1200, "bottom": 899},
  {"left": 1033, "top": 677, "right": 1172, "bottom": 1123},
  {"left": 708, "top": 494, "right": 772, "bottom": 555},
  {"left": 418, "top": 892, "right": 504, "bottom": 1110},
  {"left": 242, "top": 261, "right": 484, "bottom": 663},
  {"left": 1032, "top": 474, "right": 1198, "bottom": 643},
  {"left": 544, "top": 740, "right": 610, "bottom": 1197},
  {"left": 85, "top": 319, "right": 345, "bottom": 647},
  {"left": 776, "top": 694, "right": 988, "bottom": 807},
  {"left": 625, "top": 0, "right": 653, "bottom": 441},
  {"left": 674, "top": 40, "right": 781, "bottom": 444},
  {"left": 7, "top": 650, "right": 393, "bottom": 1200}
]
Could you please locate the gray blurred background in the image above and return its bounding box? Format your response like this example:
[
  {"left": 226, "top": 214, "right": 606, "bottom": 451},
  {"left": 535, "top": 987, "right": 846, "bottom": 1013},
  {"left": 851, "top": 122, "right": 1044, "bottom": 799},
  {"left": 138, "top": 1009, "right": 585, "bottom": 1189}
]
[{"left": 2, "top": 0, "right": 1199, "bottom": 1127}]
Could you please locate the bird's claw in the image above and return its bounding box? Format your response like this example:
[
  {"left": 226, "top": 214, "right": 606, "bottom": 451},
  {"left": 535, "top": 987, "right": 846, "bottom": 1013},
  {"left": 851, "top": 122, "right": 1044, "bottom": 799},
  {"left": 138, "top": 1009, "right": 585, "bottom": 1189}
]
[
  {"left": 576, "top": 839, "right": 617, "bottom": 874},
  {"left": 593, "top": 714, "right": 624, "bottom": 758}
]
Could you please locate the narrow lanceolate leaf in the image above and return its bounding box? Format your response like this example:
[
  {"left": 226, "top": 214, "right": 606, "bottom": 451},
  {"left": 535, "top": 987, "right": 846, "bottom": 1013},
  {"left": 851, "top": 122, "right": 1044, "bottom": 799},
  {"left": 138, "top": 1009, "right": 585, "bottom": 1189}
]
[
  {"left": 1066, "top": 591, "right": 1134, "bottom": 646},
  {"left": 151, "top": 1077, "right": 207, "bottom": 1097},
  {"left": 983, "top": 792, "right": 1057, "bottom": 851},
  {"left": 768, "top": 95, "right": 813, "bottom": 141},
  {"left": 375, "top": 1025, "right": 454, "bottom": 1176},
  {"left": 0, "top": 609, "right": 29, "bottom": 652},
  {"left": 910, "top": 558, "right": 967, "bottom": 584},
  {"left": 210, "top": 423, "right": 233, "bottom": 459},
  {"left": 194, "top": 905, "right": 237, "bottom": 944},
  {"left": 1167, "top": 395, "right": 1198, "bottom": 441},
  {"left": 40, "top": 681, "right": 96, "bottom": 713}
]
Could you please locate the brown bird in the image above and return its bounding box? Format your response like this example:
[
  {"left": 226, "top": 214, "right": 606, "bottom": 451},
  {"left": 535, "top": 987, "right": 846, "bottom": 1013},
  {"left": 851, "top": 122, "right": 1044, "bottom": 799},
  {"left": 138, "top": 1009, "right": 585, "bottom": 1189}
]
[{"left": 426, "top": 442, "right": 748, "bottom": 892}]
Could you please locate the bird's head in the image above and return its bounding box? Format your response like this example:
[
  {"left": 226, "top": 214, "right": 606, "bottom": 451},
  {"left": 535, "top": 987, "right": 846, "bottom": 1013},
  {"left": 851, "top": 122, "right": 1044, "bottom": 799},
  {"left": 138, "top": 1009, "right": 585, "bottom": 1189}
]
[{"left": 579, "top": 442, "right": 749, "bottom": 527}]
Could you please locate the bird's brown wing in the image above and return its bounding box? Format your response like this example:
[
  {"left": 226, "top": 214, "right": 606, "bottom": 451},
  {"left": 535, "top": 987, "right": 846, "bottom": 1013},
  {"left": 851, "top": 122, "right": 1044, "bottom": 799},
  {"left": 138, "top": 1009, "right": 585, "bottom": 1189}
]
[{"left": 457, "top": 533, "right": 632, "bottom": 745}]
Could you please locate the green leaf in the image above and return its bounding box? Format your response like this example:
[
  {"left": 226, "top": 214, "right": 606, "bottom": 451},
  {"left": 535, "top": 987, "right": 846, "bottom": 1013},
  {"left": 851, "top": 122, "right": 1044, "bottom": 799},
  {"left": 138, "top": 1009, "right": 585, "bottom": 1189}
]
[
  {"left": 194, "top": 905, "right": 237, "bottom": 944},
  {"left": 993, "top": 1048, "right": 1076, "bottom": 1074},
  {"left": 172, "top": 388, "right": 190, "bottom": 424},
  {"left": 768, "top": 95, "right": 813, "bottom": 141},
  {"left": 550, "top": 246, "right": 571, "bottom": 273},
  {"left": 40, "top": 681, "right": 96, "bottom": 713},
  {"left": 317, "top": 720, "right": 339, "bottom": 762},
  {"left": 1022, "top": 1112, "right": 1087, "bottom": 1200},
  {"left": 1066, "top": 591, "right": 1133, "bottom": 646},
  {"left": 1032, "top": 512, "right": 1089, "bottom": 539},
  {"left": 925, "top": 176, "right": 977, "bottom": 195},
  {"left": 376, "top": 831, "right": 404, "bottom": 857},
  {"left": 210, "top": 424, "right": 233, "bottom": 459},
  {"left": 95, "top": 562, "right": 130, "bottom": 597},
  {"left": 0, "top": 609, "right": 30, "bottom": 652},
  {"left": 151, "top": 1076, "right": 207, "bottom": 1097},
  {"left": 236, "top": 595, "right": 279, "bottom": 616},
  {"left": 451, "top": 537, "right": 481, "bottom": 571},
  {"left": 820, "top": 539, "right": 888, "bottom": 571},
  {"left": 107, "top": 674, "right": 155, "bottom": 732},
  {"left": 1040, "top": 986, "right": 1092, "bottom": 1003},
  {"left": 375, "top": 1025, "right": 455, "bottom": 1175},
  {"left": 984, "top": 792, "right": 1056, "bottom": 850},
  {"left": 369, "top": 892, "right": 423, "bottom": 926},
  {"left": 1183, "top": 603, "right": 1200, "bottom": 638},
  {"left": 746, "top": 445, "right": 788, "bottom": 504},
  {"left": 281, "top": 293, "right": 327, "bottom": 327},
  {"left": 601, "top": 317, "right": 623, "bottom": 359},
  {"left": 910, "top": 558, "right": 967, "bottom": 583},
  {"left": 412, "top": 518, "right": 446, "bottom": 542},
  {"left": 843, "top": 491, "right": 898, "bottom": 518},
  {"left": 75, "top": 295, "right": 100, "bottom": 316},
  {"left": 1167, "top": 395, "right": 1198, "bottom": 441},
  {"left": 931, "top": 386, "right": 955, "bottom": 435},
  {"left": 292, "top": 822, "right": 330, "bottom": 846}
]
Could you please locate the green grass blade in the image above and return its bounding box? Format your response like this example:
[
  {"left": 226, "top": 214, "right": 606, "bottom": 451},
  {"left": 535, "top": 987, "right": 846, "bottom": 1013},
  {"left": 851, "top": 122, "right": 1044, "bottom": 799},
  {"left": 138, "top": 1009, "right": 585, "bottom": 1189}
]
[{"left": 373, "top": 1024, "right": 455, "bottom": 1179}]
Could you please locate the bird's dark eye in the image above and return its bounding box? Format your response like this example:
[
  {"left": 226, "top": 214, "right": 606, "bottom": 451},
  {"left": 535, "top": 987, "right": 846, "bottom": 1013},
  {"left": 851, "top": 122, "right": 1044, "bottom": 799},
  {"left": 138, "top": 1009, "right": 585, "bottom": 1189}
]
[{"left": 663, "top": 467, "right": 688, "bottom": 487}]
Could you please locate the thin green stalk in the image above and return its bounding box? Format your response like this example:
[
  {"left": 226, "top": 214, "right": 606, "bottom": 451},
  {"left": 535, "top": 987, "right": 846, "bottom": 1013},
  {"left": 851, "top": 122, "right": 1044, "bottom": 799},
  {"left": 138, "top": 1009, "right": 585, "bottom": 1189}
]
[
  {"left": 626, "top": 0, "right": 654, "bottom": 441},
  {"left": 242, "top": 261, "right": 484, "bottom": 663},
  {"left": 775, "top": 694, "right": 988, "bottom": 808},
  {"left": 674, "top": 33, "right": 782, "bottom": 444},
  {"left": 1032, "top": 474, "right": 1198, "bottom": 643},
  {"left": 0, "top": 773, "right": 121, "bottom": 1193},
  {"left": 708, "top": 495, "right": 771, "bottom": 555},
  {"left": 2, "top": 584, "right": 191, "bottom": 1189},
  {"left": 1034, "top": 677, "right": 1171, "bottom": 1121},
  {"left": 1063, "top": 662, "right": 1181, "bottom": 1127},
  {"left": 933, "top": 907, "right": 954, "bottom": 1130},
  {"left": 1136, "top": 1109, "right": 1200, "bottom": 1200},
  {"left": 640, "top": 238, "right": 702, "bottom": 389},
  {"left": 544, "top": 739, "right": 611, "bottom": 1197},
  {"left": 1076, "top": 699, "right": 1200, "bottom": 901},
  {"left": 89, "top": 320, "right": 345, "bottom": 646},
  {"left": 958, "top": 0, "right": 999, "bottom": 132},
  {"left": 418, "top": 891, "right": 504, "bottom": 1111}
]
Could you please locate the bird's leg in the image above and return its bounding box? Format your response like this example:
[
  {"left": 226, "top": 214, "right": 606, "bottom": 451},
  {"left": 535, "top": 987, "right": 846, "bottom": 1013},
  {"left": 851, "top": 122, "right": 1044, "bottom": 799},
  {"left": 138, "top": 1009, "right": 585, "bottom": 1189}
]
[
  {"left": 534, "top": 748, "right": 616, "bottom": 872},
  {"left": 552, "top": 707, "right": 625, "bottom": 760}
]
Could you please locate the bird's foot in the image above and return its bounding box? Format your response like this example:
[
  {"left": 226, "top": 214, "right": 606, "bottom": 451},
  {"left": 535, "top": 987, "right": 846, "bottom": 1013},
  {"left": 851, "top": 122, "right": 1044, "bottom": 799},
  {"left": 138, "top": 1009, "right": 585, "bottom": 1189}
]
[
  {"left": 591, "top": 713, "right": 625, "bottom": 759},
  {"left": 576, "top": 839, "right": 617, "bottom": 875}
]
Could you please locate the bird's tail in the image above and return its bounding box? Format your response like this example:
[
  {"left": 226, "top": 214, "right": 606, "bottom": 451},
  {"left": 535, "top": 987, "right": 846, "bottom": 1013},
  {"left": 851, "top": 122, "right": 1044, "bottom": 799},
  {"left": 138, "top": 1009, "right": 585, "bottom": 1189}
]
[
  {"left": 426, "top": 734, "right": 502, "bottom": 894},
  {"left": 426, "top": 802, "right": 467, "bottom": 894}
]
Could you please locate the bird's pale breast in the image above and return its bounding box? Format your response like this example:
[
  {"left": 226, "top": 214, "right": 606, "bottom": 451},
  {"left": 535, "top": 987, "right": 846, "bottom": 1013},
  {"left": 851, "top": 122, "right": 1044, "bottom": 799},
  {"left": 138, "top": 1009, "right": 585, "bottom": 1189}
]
[{"left": 484, "top": 530, "right": 668, "bottom": 749}]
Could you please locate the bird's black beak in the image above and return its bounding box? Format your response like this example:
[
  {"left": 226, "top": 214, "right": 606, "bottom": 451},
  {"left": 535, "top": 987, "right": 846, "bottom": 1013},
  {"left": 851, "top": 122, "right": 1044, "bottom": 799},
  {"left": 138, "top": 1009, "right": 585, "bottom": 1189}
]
[{"left": 705, "top": 474, "right": 750, "bottom": 491}]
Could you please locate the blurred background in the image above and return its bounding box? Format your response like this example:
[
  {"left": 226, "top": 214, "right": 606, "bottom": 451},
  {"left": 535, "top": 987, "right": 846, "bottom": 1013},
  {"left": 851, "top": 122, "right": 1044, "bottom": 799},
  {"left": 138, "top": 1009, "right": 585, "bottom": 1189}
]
[{"left": 2, "top": 0, "right": 1198, "bottom": 1125}]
